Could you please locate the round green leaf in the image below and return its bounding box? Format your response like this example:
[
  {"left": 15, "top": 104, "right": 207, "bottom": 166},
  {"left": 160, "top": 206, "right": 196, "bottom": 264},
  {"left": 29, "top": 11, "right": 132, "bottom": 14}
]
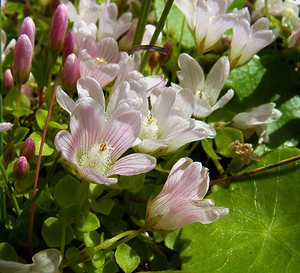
[
  {"left": 29, "top": 132, "right": 54, "bottom": 156},
  {"left": 41, "top": 217, "right": 73, "bottom": 247},
  {"left": 115, "top": 244, "right": 140, "bottom": 273},
  {"left": 36, "top": 108, "right": 67, "bottom": 130},
  {"left": 180, "top": 148, "right": 300, "bottom": 273},
  {"left": 0, "top": 243, "right": 18, "bottom": 261},
  {"left": 90, "top": 198, "right": 115, "bottom": 215},
  {"left": 54, "top": 175, "right": 81, "bottom": 207},
  {"left": 83, "top": 230, "right": 100, "bottom": 247}
]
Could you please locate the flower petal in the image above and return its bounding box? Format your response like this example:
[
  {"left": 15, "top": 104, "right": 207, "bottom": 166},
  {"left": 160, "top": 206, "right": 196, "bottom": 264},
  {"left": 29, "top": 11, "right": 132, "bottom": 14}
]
[
  {"left": 56, "top": 86, "right": 75, "bottom": 115},
  {"left": 108, "top": 153, "right": 156, "bottom": 176},
  {"left": 81, "top": 168, "right": 118, "bottom": 185}
]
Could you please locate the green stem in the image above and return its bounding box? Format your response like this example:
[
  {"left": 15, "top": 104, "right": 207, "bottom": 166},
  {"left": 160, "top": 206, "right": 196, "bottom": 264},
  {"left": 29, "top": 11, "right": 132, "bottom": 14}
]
[
  {"left": 64, "top": 227, "right": 146, "bottom": 268},
  {"left": 212, "top": 157, "right": 225, "bottom": 175},
  {"left": 141, "top": 0, "right": 174, "bottom": 72},
  {"left": 0, "top": 160, "right": 21, "bottom": 216},
  {"left": 265, "top": 0, "right": 269, "bottom": 18},
  {"left": 133, "top": 0, "right": 152, "bottom": 46}
]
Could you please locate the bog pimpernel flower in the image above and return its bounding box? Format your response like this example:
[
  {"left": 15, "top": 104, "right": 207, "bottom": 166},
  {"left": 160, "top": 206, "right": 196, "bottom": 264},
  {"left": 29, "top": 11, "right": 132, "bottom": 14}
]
[
  {"left": 55, "top": 99, "right": 156, "bottom": 184},
  {"left": 0, "top": 122, "right": 13, "bottom": 132},
  {"left": 177, "top": 53, "right": 234, "bottom": 119},
  {"left": 146, "top": 157, "right": 229, "bottom": 231}
]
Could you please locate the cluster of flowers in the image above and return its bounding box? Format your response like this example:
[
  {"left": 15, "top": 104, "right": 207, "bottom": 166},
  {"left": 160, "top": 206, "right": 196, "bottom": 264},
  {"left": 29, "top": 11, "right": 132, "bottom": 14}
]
[{"left": 0, "top": 0, "right": 294, "bottom": 270}]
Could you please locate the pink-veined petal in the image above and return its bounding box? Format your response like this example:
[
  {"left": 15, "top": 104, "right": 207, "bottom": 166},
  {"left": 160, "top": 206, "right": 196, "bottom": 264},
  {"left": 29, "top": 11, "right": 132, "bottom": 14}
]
[{"left": 56, "top": 86, "right": 75, "bottom": 115}]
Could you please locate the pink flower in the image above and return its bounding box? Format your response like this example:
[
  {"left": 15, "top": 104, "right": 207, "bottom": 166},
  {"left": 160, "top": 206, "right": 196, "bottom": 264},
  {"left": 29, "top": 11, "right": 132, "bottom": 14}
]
[
  {"left": 146, "top": 158, "right": 229, "bottom": 231},
  {"left": 55, "top": 99, "right": 156, "bottom": 185}
]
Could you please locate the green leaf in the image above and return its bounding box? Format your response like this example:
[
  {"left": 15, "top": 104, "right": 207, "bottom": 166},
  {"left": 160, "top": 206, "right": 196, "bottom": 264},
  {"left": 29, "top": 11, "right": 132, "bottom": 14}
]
[
  {"left": 41, "top": 217, "right": 73, "bottom": 247},
  {"left": 155, "top": 0, "right": 195, "bottom": 48},
  {"left": 0, "top": 243, "right": 18, "bottom": 261},
  {"left": 83, "top": 230, "right": 101, "bottom": 247},
  {"left": 54, "top": 175, "right": 81, "bottom": 207},
  {"left": 29, "top": 132, "right": 54, "bottom": 156},
  {"left": 115, "top": 244, "right": 140, "bottom": 273},
  {"left": 90, "top": 198, "right": 115, "bottom": 215},
  {"left": 215, "top": 127, "right": 244, "bottom": 157},
  {"left": 13, "top": 127, "right": 30, "bottom": 143},
  {"left": 201, "top": 139, "right": 221, "bottom": 160},
  {"left": 36, "top": 108, "right": 67, "bottom": 130},
  {"left": 180, "top": 148, "right": 300, "bottom": 273}
]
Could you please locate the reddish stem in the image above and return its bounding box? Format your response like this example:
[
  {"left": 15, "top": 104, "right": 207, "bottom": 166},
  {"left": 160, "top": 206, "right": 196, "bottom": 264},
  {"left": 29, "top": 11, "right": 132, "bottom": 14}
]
[{"left": 28, "top": 64, "right": 63, "bottom": 252}]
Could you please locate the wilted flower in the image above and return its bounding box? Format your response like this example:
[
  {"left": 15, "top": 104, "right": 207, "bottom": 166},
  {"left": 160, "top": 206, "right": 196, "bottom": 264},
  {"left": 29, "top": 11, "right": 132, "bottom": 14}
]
[
  {"left": 175, "top": 0, "right": 236, "bottom": 53},
  {"left": 146, "top": 157, "right": 229, "bottom": 231},
  {"left": 177, "top": 53, "right": 234, "bottom": 119},
  {"left": 12, "top": 34, "right": 33, "bottom": 84},
  {"left": 0, "top": 122, "right": 13, "bottom": 132},
  {"left": 55, "top": 99, "right": 156, "bottom": 185},
  {"left": 232, "top": 103, "right": 282, "bottom": 143},
  {"left": 0, "top": 249, "right": 62, "bottom": 273},
  {"left": 229, "top": 8, "right": 278, "bottom": 67}
]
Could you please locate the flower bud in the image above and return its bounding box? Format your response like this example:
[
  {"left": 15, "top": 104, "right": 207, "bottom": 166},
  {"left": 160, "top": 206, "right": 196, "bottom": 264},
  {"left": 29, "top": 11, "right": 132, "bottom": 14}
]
[
  {"left": 159, "top": 41, "right": 173, "bottom": 66},
  {"left": 3, "top": 69, "right": 14, "bottom": 92},
  {"left": 20, "top": 138, "right": 36, "bottom": 163},
  {"left": 14, "top": 156, "right": 30, "bottom": 180},
  {"left": 12, "top": 34, "right": 33, "bottom": 84},
  {"left": 63, "top": 31, "right": 75, "bottom": 61},
  {"left": 49, "top": 4, "right": 69, "bottom": 52},
  {"left": 19, "top": 17, "right": 35, "bottom": 47},
  {"left": 63, "top": 53, "right": 80, "bottom": 92},
  {"left": 148, "top": 52, "right": 159, "bottom": 71}
]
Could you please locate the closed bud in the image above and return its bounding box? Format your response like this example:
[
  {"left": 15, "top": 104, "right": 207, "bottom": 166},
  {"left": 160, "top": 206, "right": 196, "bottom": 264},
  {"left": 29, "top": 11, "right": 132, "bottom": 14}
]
[
  {"left": 20, "top": 17, "right": 35, "bottom": 47},
  {"left": 63, "top": 31, "right": 75, "bottom": 61},
  {"left": 49, "top": 4, "right": 69, "bottom": 52},
  {"left": 63, "top": 53, "right": 80, "bottom": 92},
  {"left": 14, "top": 156, "right": 30, "bottom": 180},
  {"left": 158, "top": 41, "right": 173, "bottom": 66},
  {"left": 3, "top": 69, "right": 14, "bottom": 92},
  {"left": 12, "top": 34, "right": 33, "bottom": 84},
  {"left": 148, "top": 51, "right": 159, "bottom": 71},
  {"left": 20, "top": 138, "right": 36, "bottom": 163}
]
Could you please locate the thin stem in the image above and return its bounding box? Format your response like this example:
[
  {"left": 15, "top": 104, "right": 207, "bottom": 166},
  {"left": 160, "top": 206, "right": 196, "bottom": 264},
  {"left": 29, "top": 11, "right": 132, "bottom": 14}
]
[
  {"left": 0, "top": 160, "right": 21, "bottom": 215},
  {"left": 133, "top": 0, "right": 152, "bottom": 46},
  {"left": 28, "top": 64, "right": 63, "bottom": 252},
  {"left": 265, "top": 0, "right": 269, "bottom": 18},
  {"left": 140, "top": 0, "right": 174, "bottom": 72},
  {"left": 211, "top": 154, "right": 300, "bottom": 186},
  {"left": 0, "top": 96, "right": 3, "bottom": 157}
]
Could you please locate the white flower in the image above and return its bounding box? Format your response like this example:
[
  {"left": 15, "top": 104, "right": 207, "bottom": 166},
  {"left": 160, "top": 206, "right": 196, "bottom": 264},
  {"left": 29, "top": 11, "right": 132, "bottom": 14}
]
[
  {"left": 1, "top": 29, "right": 16, "bottom": 63},
  {"left": 0, "top": 249, "right": 62, "bottom": 273},
  {"left": 175, "top": 0, "right": 236, "bottom": 52},
  {"left": 146, "top": 157, "right": 229, "bottom": 231},
  {"left": 177, "top": 53, "right": 234, "bottom": 119},
  {"left": 133, "top": 86, "right": 216, "bottom": 156},
  {"left": 232, "top": 103, "right": 282, "bottom": 143},
  {"left": 288, "top": 18, "right": 300, "bottom": 47},
  {"left": 55, "top": 99, "right": 156, "bottom": 185},
  {"left": 229, "top": 8, "right": 278, "bottom": 67},
  {"left": 0, "top": 122, "right": 13, "bottom": 132}
]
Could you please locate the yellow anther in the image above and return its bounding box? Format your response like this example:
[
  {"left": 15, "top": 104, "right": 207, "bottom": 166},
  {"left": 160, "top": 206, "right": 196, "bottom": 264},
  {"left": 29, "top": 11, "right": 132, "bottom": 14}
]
[
  {"left": 96, "top": 57, "right": 105, "bottom": 64},
  {"left": 99, "top": 143, "right": 107, "bottom": 152}
]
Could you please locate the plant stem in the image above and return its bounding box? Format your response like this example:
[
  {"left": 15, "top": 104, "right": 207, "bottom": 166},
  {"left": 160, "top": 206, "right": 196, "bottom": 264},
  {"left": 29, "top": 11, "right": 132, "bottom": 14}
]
[
  {"left": 28, "top": 64, "right": 63, "bottom": 252},
  {"left": 0, "top": 160, "right": 21, "bottom": 216},
  {"left": 211, "top": 154, "right": 300, "bottom": 186},
  {"left": 141, "top": 0, "right": 174, "bottom": 72},
  {"left": 133, "top": 0, "right": 152, "bottom": 46}
]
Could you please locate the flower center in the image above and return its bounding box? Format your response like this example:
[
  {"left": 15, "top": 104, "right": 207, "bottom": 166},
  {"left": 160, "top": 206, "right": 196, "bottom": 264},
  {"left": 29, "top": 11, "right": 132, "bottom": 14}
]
[
  {"left": 198, "top": 90, "right": 204, "bottom": 99},
  {"left": 95, "top": 57, "right": 105, "bottom": 64},
  {"left": 78, "top": 142, "right": 114, "bottom": 175},
  {"left": 139, "top": 114, "right": 159, "bottom": 139}
]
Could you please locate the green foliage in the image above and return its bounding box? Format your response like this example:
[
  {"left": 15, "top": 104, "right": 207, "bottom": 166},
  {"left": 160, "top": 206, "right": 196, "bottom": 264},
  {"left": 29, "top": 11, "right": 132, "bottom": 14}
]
[
  {"left": 180, "top": 148, "right": 300, "bottom": 272},
  {"left": 115, "top": 243, "right": 141, "bottom": 273}
]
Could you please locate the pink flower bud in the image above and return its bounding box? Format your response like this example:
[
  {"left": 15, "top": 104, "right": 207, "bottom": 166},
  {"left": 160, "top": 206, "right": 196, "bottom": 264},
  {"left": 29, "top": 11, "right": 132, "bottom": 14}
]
[
  {"left": 12, "top": 34, "right": 33, "bottom": 84},
  {"left": 19, "top": 16, "right": 35, "bottom": 47},
  {"left": 63, "top": 53, "right": 80, "bottom": 92},
  {"left": 14, "top": 156, "right": 30, "bottom": 180},
  {"left": 3, "top": 69, "right": 14, "bottom": 92},
  {"left": 49, "top": 4, "right": 69, "bottom": 52},
  {"left": 20, "top": 138, "right": 36, "bottom": 163},
  {"left": 63, "top": 31, "right": 75, "bottom": 61}
]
